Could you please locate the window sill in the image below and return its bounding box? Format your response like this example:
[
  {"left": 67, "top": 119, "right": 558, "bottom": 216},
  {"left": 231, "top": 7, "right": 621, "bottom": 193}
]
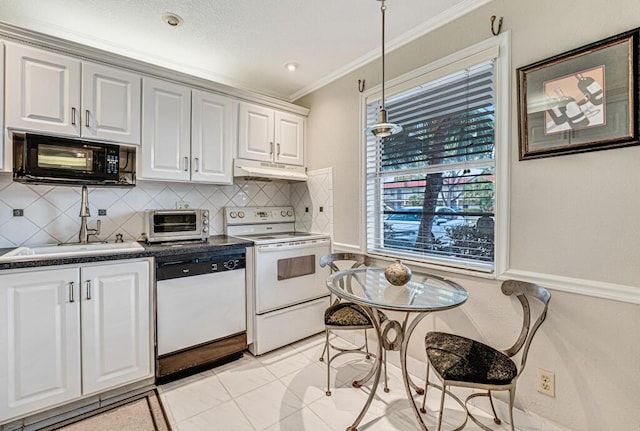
[{"left": 368, "top": 251, "right": 496, "bottom": 280}]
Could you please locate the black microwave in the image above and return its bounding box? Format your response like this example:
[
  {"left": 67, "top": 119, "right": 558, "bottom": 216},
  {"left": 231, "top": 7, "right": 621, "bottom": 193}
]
[{"left": 13, "top": 133, "right": 135, "bottom": 186}]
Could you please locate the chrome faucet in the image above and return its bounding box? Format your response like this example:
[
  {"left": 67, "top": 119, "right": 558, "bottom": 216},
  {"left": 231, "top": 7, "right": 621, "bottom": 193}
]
[{"left": 78, "top": 185, "right": 101, "bottom": 243}]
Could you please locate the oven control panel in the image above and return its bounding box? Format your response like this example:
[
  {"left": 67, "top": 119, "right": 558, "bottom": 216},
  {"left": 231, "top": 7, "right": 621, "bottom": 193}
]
[{"left": 224, "top": 206, "right": 295, "bottom": 225}]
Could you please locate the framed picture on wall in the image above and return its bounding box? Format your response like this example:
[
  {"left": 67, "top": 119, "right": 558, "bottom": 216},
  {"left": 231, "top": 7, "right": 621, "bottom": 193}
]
[{"left": 517, "top": 28, "right": 640, "bottom": 160}]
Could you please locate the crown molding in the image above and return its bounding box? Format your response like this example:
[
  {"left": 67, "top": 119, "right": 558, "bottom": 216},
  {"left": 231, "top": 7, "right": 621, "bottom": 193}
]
[
  {"left": 289, "top": 0, "right": 493, "bottom": 102},
  {"left": 0, "top": 21, "right": 309, "bottom": 116}
]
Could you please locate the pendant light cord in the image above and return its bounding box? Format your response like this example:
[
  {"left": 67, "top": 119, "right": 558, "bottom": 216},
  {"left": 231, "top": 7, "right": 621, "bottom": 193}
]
[{"left": 380, "top": 0, "right": 386, "bottom": 111}]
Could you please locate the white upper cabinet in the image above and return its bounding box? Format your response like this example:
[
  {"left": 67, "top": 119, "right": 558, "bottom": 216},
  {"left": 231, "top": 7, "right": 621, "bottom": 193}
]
[
  {"left": 5, "top": 43, "right": 141, "bottom": 145},
  {"left": 275, "top": 111, "right": 305, "bottom": 166},
  {"left": 141, "top": 77, "right": 192, "bottom": 181},
  {"left": 5, "top": 42, "right": 81, "bottom": 136},
  {"left": 81, "top": 62, "right": 141, "bottom": 145},
  {"left": 238, "top": 102, "right": 305, "bottom": 166},
  {"left": 238, "top": 103, "right": 275, "bottom": 163},
  {"left": 191, "top": 89, "right": 234, "bottom": 184},
  {"left": 141, "top": 80, "right": 234, "bottom": 184}
]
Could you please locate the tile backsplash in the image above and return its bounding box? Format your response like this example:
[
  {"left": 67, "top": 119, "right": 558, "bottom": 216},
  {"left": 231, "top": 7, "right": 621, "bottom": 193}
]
[
  {"left": 292, "top": 167, "right": 333, "bottom": 237},
  {"left": 0, "top": 174, "right": 302, "bottom": 247}
]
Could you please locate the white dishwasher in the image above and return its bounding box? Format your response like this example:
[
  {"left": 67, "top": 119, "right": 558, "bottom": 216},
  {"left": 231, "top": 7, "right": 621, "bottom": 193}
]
[{"left": 155, "top": 248, "right": 246, "bottom": 383}]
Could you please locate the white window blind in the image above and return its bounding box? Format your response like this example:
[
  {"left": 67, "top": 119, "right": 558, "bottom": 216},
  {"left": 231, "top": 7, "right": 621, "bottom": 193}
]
[{"left": 365, "top": 59, "right": 496, "bottom": 270}]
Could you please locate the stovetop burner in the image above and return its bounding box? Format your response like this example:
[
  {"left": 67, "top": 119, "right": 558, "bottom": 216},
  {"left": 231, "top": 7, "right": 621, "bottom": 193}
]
[
  {"left": 224, "top": 206, "right": 330, "bottom": 245},
  {"left": 228, "top": 231, "right": 327, "bottom": 244}
]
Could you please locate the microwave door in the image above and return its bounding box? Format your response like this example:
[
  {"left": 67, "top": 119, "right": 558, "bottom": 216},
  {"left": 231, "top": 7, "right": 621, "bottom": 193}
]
[{"left": 37, "top": 144, "right": 94, "bottom": 172}]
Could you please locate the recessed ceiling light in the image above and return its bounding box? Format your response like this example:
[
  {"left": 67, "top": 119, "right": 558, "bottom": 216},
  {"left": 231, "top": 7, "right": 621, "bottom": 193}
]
[
  {"left": 162, "top": 13, "right": 184, "bottom": 27},
  {"left": 284, "top": 62, "right": 299, "bottom": 72}
]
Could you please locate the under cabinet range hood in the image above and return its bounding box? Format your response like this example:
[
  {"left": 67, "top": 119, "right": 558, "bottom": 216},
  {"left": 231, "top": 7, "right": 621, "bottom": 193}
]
[{"left": 233, "top": 158, "right": 308, "bottom": 182}]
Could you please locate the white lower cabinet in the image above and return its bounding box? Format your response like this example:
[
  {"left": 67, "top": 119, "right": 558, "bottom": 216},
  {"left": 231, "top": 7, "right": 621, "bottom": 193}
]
[
  {"left": 80, "top": 261, "right": 152, "bottom": 395},
  {"left": 0, "top": 267, "right": 81, "bottom": 422},
  {"left": 0, "top": 260, "right": 152, "bottom": 423}
]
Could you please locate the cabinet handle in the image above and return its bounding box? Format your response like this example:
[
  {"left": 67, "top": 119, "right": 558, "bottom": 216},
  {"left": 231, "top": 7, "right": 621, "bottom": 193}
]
[
  {"left": 71, "top": 108, "right": 77, "bottom": 126},
  {"left": 68, "top": 281, "right": 75, "bottom": 303},
  {"left": 277, "top": 143, "right": 281, "bottom": 156},
  {"left": 85, "top": 280, "right": 92, "bottom": 300},
  {"left": 270, "top": 142, "right": 273, "bottom": 155},
  {"left": 85, "top": 110, "right": 90, "bottom": 127},
  {"left": 194, "top": 158, "right": 199, "bottom": 172},
  {"left": 183, "top": 157, "right": 189, "bottom": 172}
]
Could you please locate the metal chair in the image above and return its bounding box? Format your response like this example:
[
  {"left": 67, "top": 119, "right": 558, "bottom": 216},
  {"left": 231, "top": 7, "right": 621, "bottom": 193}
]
[
  {"left": 420, "top": 280, "right": 551, "bottom": 431},
  {"left": 319, "top": 253, "right": 389, "bottom": 396}
]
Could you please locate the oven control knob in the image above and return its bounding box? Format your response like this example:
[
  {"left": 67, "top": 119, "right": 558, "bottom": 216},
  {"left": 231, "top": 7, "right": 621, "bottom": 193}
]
[
  {"left": 238, "top": 211, "right": 245, "bottom": 218},
  {"left": 203, "top": 226, "right": 209, "bottom": 232},
  {"left": 224, "top": 259, "right": 237, "bottom": 270},
  {"left": 203, "top": 210, "right": 209, "bottom": 218},
  {"left": 281, "top": 210, "right": 287, "bottom": 217},
  {"left": 203, "top": 219, "right": 209, "bottom": 225},
  {"left": 229, "top": 211, "right": 237, "bottom": 218},
  {"left": 286, "top": 210, "right": 293, "bottom": 217}
]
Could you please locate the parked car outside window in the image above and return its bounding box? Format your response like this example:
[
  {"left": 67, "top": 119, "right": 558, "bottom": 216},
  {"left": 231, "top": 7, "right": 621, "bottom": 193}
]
[{"left": 383, "top": 206, "right": 468, "bottom": 246}]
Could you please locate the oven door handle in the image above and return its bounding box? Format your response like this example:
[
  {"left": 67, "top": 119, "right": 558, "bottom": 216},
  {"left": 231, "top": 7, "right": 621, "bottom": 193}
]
[{"left": 257, "top": 239, "right": 330, "bottom": 252}]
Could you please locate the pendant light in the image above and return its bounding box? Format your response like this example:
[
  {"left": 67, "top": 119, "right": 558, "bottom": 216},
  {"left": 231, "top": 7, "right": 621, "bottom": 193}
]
[{"left": 367, "top": 0, "right": 402, "bottom": 138}]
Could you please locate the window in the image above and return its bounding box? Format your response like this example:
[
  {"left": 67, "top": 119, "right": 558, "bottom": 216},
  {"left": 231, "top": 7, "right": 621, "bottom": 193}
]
[{"left": 365, "top": 44, "right": 505, "bottom": 272}]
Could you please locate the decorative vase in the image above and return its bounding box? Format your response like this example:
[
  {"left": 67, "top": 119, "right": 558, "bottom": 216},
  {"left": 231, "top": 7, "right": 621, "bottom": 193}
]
[{"left": 384, "top": 259, "right": 412, "bottom": 286}]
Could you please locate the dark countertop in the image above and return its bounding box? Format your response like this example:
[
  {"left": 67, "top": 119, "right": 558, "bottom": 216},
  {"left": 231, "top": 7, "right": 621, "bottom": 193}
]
[{"left": 0, "top": 235, "right": 253, "bottom": 270}]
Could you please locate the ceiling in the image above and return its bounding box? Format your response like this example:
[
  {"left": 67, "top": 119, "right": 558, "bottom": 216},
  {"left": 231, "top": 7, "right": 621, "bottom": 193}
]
[{"left": 0, "top": 0, "right": 483, "bottom": 101}]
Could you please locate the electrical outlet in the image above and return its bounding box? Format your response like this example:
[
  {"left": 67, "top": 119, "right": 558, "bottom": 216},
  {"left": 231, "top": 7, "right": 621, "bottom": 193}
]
[
  {"left": 98, "top": 209, "right": 107, "bottom": 216},
  {"left": 12, "top": 209, "right": 24, "bottom": 217},
  {"left": 536, "top": 368, "right": 555, "bottom": 397}
]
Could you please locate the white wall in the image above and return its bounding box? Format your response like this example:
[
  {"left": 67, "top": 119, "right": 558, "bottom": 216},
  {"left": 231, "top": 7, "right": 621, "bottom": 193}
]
[{"left": 297, "top": 0, "right": 640, "bottom": 429}]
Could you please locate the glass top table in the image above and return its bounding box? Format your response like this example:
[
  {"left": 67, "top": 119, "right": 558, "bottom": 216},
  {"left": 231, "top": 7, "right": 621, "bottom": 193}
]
[
  {"left": 326, "top": 267, "right": 469, "bottom": 431},
  {"left": 327, "top": 267, "right": 468, "bottom": 313}
]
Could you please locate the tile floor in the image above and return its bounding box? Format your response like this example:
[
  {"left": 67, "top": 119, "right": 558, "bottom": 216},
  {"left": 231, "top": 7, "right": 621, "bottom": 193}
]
[{"left": 157, "top": 334, "right": 532, "bottom": 431}]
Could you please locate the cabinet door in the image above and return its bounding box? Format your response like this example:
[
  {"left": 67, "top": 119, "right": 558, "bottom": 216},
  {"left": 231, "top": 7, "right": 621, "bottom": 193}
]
[
  {"left": 141, "top": 77, "right": 191, "bottom": 181},
  {"left": 275, "top": 111, "right": 305, "bottom": 166},
  {"left": 82, "top": 62, "right": 141, "bottom": 145},
  {"left": 191, "top": 90, "right": 234, "bottom": 184},
  {"left": 5, "top": 42, "right": 81, "bottom": 136},
  {"left": 80, "top": 260, "right": 151, "bottom": 395},
  {"left": 238, "top": 102, "right": 275, "bottom": 162},
  {"left": 0, "top": 268, "right": 81, "bottom": 422}
]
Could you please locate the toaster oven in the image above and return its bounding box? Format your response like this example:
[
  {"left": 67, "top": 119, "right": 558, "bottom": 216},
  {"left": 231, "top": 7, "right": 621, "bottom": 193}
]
[{"left": 144, "top": 209, "right": 209, "bottom": 243}]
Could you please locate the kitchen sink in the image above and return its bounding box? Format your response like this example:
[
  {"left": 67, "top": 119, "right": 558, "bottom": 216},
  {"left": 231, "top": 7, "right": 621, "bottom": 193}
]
[{"left": 0, "top": 241, "right": 145, "bottom": 262}]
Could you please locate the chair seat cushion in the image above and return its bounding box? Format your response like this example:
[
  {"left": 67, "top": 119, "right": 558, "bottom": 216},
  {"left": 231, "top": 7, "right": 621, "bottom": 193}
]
[
  {"left": 324, "top": 302, "right": 386, "bottom": 327},
  {"left": 425, "top": 332, "right": 517, "bottom": 386}
]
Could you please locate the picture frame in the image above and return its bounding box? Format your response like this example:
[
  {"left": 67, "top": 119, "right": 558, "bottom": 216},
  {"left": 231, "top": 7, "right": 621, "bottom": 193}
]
[{"left": 517, "top": 28, "right": 640, "bottom": 160}]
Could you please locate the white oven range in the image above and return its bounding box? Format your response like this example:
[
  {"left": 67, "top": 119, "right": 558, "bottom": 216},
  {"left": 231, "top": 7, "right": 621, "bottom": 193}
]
[{"left": 224, "top": 206, "right": 331, "bottom": 355}]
